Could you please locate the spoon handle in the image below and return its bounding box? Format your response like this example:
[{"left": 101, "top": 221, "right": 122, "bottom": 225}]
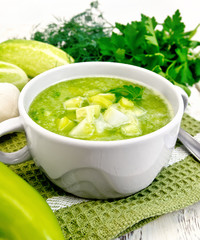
[{"left": 178, "top": 128, "right": 200, "bottom": 162}]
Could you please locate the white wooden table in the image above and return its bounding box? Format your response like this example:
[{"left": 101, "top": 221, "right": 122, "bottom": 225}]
[
  {"left": 1, "top": 1, "right": 200, "bottom": 239},
  {"left": 118, "top": 202, "right": 200, "bottom": 240}
]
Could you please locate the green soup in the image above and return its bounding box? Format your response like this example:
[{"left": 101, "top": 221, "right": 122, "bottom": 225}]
[{"left": 28, "top": 77, "right": 173, "bottom": 141}]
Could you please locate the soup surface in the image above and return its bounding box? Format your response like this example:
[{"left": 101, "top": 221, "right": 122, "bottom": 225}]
[{"left": 28, "top": 77, "right": 173, "bottom": 141}]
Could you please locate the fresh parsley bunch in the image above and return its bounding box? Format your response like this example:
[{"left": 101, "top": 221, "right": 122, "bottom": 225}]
[
  {"left": 32, "top": 2, "right": 200, "bottom": 95},
  {"left": 98, "top": 10, "right": 200, "bottom": 95}
]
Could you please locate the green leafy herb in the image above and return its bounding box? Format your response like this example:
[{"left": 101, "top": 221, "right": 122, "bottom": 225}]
[
  {"left": 98, "top": 10, "right": 200, "bottom": 94},
  {"left": 109, "top": 85, "right": 143, "bottom": 101},
  {"left": 31, "top": 1, "right": 113, "bottom": 62},
  {"left": 31, "top": 1, "right": 200, "bottom": 95}
]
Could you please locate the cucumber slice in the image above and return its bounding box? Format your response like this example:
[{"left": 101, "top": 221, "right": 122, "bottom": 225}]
[
  {"left": 57, "top": 116, "right": 74, "bottom": 131},
  {"left": 121, "top": 116, "right": 141, "bottom": 136},
  {"left": 76, "top": 105, "right": 101, "bottom": 122},
  {"left": 88, "top": 95, "right": 113, "bottom": 108},
  {"left": 133, "top": 106, "right": 146, "bottom": 117},
  {"left": 119, "top": 105, "right": 146, "bottom": 118},
  {"left": 69, "top": 119, "right": 95, "bottom": 139},
  {"left": 121, "top": 123, "right": 141, "bottom": 136},
  {"left": 119, "top": 97, "right": 134, "bottom": 108},
  {"left": 103, "top": 107, "right": 129, "bottom": 128},
  {"left": 98, "top": 93, "right": 116, "bottom": 102},
  {"left": 63, "top": 96, "right": 84, "bottom": 110},
  {"left": 95, "top": 114, "right": 112, "bottom": 133}
]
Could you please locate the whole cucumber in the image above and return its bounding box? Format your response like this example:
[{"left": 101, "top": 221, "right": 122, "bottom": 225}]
[
  {"left": 0, "top": 39, "right": 74, "bottom": 78},
  {"left": 0, "top": 61, "right": 28, "bottom": 90}
]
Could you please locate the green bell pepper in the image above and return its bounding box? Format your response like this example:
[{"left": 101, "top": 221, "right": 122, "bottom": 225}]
[{"left": 0, "top": 162, "right": 64, "bottom": 240}]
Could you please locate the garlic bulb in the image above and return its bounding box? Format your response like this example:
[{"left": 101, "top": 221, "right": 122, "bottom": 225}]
[{"left": 0, "top": 83, "right": 20, "bottom": 123}]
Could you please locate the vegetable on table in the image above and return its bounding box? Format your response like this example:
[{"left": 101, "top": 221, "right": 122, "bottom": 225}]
[
  {"left": 0, "top": 61, "right": 28, "bottom": 91},
  {"left": 32, "top": 0, "right": 200, "bottom": 95},
  {"left": 0, "top": 83, "right": 20, "bottom": 123},
  {"left": 0, "top": 161, "right": 64, "bottom": 240},
  {"left": 0, "top": 39, "right": 74, "bottom": 78},
  {"left": 98, "top": 10, "right": 200, "bottom": 95},
  {"left": 31, "top": 0, "right": 112, "bottom": 62}
]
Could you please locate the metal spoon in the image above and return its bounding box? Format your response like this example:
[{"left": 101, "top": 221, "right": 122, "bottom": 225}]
[{"left": 178, "top": 128, "right": 200, "bottom": 162}]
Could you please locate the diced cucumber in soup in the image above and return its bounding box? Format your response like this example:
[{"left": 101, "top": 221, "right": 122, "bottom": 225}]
[
  {"left": 121, "top": 116, "right": 141, "bottom": 136},
  {"left": 98, "top": 93, "right": 116, "bottom": 102},
  {"left": 103, "top": 107, "right": 129, "bottom": 128},
  {"left": 28, "top": 77, "right": 173, "bottom": 141},
  {"left": 69, "top": 119, "right": 95, "bottom": 139},
  {"left": 95, "top": 114, "right": 113, "bottom": 133},
  {"left": 88, "top": 94, "right": 113, "bottom": 108},
  {"left": 76, "top": 105, "right": 101, "bottom": 123},
  {"left": 63, "top": 96, "right": 84, "bottom": 110},
  {"left": 119, "top": 97, "right": 134, "bottom": 108},
  {"left": 57, "top": 116, "right": 74, "bottom": 131}
]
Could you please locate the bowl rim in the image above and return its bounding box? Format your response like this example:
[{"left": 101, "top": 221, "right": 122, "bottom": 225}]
[{"left": 19, "top": 62, "right": 184, "bottom": 147}]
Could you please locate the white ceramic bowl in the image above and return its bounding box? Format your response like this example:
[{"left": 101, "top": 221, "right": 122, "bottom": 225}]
[{"left": 0, "top": 62, "right": 187, "bottom": 199}]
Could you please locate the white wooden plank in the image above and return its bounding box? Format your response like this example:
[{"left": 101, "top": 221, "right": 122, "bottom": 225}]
[{"left": 117, "top": 202, "right": 200, "bottom": 240}]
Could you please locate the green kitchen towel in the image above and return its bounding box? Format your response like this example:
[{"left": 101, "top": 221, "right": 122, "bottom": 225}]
[{"left": 1, "top": 114, "right": 200, "bottom": 239}]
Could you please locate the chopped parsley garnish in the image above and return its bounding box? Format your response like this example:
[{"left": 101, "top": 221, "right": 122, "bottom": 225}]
[{"left": 109, "top": 85, "right": 143, "bottom": 101}]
